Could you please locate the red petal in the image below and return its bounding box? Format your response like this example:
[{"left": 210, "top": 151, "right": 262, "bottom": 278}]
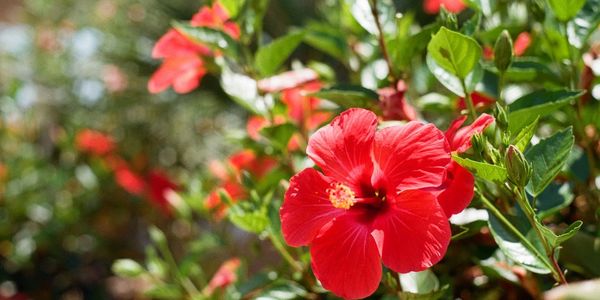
[
  {"left": 152, "top": 30, "right": 210, "bottom": 58},
  {"left": 307, "top": 108, "right": 377, "bottom": 195},
  {"left": 148, "top": 56, "right": 204, "bottom": 94},
  {"left": 514, "top": 32, "right": 531, "bottom": 56},
  {"left": 280, "top": 168, "right": 344, "bottom": 246},
  {"left": 437, "top": 162, "right": 475, "bottom": 216},
  {"left": 446, "top": 113, "right": 494, "bottom": 153},
  {"left": 310, "top": 213, "right": 382, "bottom": 299},
  {"left": 372, "top": 122, "right": 450, "bottom": 193},
  {"left": 372, "top": 190, "right": 451, "bottom": 273}
]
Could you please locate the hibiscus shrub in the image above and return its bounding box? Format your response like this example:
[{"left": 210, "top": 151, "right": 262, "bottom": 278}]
[{"left": 45, "top": 0, "right": 600, "bottom": 298}]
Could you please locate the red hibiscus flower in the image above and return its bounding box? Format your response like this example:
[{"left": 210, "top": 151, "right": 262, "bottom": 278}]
[
  {"left": 281, "top": 81, "right": 331, "bottom": 131},
  {"left": 147, "top": 170, "right": 179, "bottom": 214},
  {"left": 436, "top": 114, "right": 495, "bottom": 216},
  {"left": 280, "top": 108, "right": 452, "bottom": 299},
  {"left": 148, "top": 2, "right": 240, "bottom": 94},
  {"left": 378, "top": 80, "right": 417, "bottom": 121},
  {"left": 457, "top": 92, "right": 496, "bottom": 111},
  {"left": 203, "top": 258, "right": 241, "bottom": 296},
  {"left": 424, "top": 0, "right": 467, "bottom": 14},
  {"left": 75, "top": 129, "right": 116, "bottom": 156},
  {"left": 114, "top": 166, "right": 146, "bottom": 196},
  {"left": 206, "top": 150, "right": 277, "bottom": 219}
]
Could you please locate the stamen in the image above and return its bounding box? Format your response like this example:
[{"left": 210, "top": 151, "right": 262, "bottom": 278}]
[{"left": 327, "top": 182, "right": 355, "bottom": 209}]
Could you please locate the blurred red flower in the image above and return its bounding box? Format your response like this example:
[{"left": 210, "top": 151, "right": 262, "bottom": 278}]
[
  {"left": 457, "top": 92, "right": 496, "bottom": 111},
  {"left": 148, "top": 1, "right": 240, "bottom": 94},
  {"left": 203, "top": 258, "right": 241, "bottom": 296},
  {"left": 436, "top": 114, "right": 495, "bottom": 216},
  {"left": 280, "top": 108, "right": 451, "bottom": 299},
  {"left": 378, "top": 80, "right": 417, "bottom": 121},
  {"left": 424, "top": 0, "right": 466, "bottom": 14},
  {"left": 114, "top": 166, "right": 146, "bottom": 196},
  {"left": 147, "top": 170, "right": 179, "bottom": 214},
  {"left": 206, "top": 150, "right": 277, "bottom": 219},
  {"left": 75, "top": 129, "right": 116, "bottom": 156}
]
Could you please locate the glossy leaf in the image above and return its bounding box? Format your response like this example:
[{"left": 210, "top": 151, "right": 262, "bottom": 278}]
[
  {"left": 536, "top": 220, "right": 583, "bottom": 249},
  {"left": 548, "top": 0, "right": 586, "bottom": 22},
  {"left": 508, "top": 90, "right": 584, "bottom": 134},
  {"left": 311, "top": 85, "right": 379, "bottom": 109},
  {"left": 173, "top": 22, "right": 240, "bottom": 57},
  {"left": 426, "top": 54, "right": 483, "bottom": 97},
  {"left": 512, "top": 117, "right": 539, "bottom": 152},
  {"left": 525, "top": 127, "right": 574, "bottom": 196},
  {"left": 260, "top": 123, "right": 296, "bottom": 151},
  {"left": 427, "top": 27, "right": 482, "bottom": 79},
  {"left": 255, "top": 31, "right": 305, "bottom": 76},
  {"left": 535, "top": 182, "right": 574, "bottom": 218},
  {"left": 228, "top": 205, "right": 269, "bottom": 233},
  {"left": 452, "top": 155, "right": 507, "bottom": 183},
  {"left": 487, "top": 213, "right": 551, "bottom": 274}
]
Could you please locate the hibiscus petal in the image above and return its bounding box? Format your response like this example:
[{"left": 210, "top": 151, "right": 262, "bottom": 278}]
[
  {"left": 307, "top": 108, "right": 377, "bottom": 194},
  {"left": 372, "top": 190, "right": 451, "bottom": 273},
  {"left": 280, "top": 168, "right": 344, "bottom": 246},
  {"left": 310, "top": 213, "right": 382, "bottom": 299},
  {"left": 446, "top": 114, "right": 494, "bottom": 153},
  {"left": 372, "top": 122, "right": 450, "bottom": 192},
  {"left": 438, "top": 162, "right": 475, "bottom": 216}
]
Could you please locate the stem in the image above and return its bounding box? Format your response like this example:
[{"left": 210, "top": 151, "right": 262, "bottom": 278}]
[
  {"left": 268, "top": 231, "right": 304, "bottom": 273},
  {"left": 369, "top": 0, "right": 398, "bottom": 83},
  {"left": 460, "top": 79, "right": 477, "bottom": 120},
  {"left": 156, "top": 240, "right": 201, "bottom": 296},
  {"left": 514, "top": 187, "right": 568, "bottom": 284},
  {"left": 498, "top": 71, "right": 507, "bottom": 107},
  {"left": 478, "top": 192, "right": 556, "bottom": 275}
]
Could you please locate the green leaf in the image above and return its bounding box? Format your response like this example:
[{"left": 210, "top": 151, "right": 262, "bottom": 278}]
[
  {"left": 173, "top": 22, "right": 240, "bottom": 57},
  {"left": 536, "top": 220, "right": 583, "bottom": 249},
  {"left": 398, "top": 285, "right": 449, "bottom": 300},
  {"left": 535, "top": 182, "right": 574, "bottom": 218},
  {"left": 426, "top": 54, "right": 483, "bottom": 97},
  {"left": 452, "top": 155, "right": 507, "bottom": 183},
  {"left": 569, "top": 0, "right": 600, "bottom": 49},
  {"left": 228, "top": 205, "right": 269, "bottom": 233},
  {"left": 149, "top": 226, "right": 167, "bottom": 246},
  {"left": 220, "top": 65, "right": 267, "bottom": 114},
  {"left": 259, "top": 123, "right": 296, "bottom": 151},
  {"left": 427, "top": 27, "right": 482, "bottom": 79},
  {"left": 347, "top": 0, "right": 395, "bottom": 35},
  {"left": 255, "top": 280, "right": 308, "bottom": 300},
  {"left": 512, "top": 117, "right": 539, "bottom": 152},
  {"left": 560, "top": 232, "right": 600, "bottom": 277},
  {"left": 525, "top": 127, "right": 574, "bottom": 196},
  {"left": 112, "top": 259, "right": 144, "bottom": 277},
  {"left": 255, "top": 31, "right": 305, "bottom": 76},
  {"left": 311, "top": 85, "right": 379, "bottom": 109},
  {"left": 399, "top": 269, "right": 439, "bottom": 294},
  {"left": 304, "top": 22, "right": 349, "bottom": 61},
  {"left": 487, "top": 213, "right": 551, "bottom": 274},
  {"left": 499, "top": 57, "right": 562, "bottom": 83},
  {"left": 219, "top": 0, "right": 244, "bottom": 17},
  {"left": 548, "top": 0, "right": 586, "bottom": 22},
  {"left": 508, "top": 90, "right": 584, "bottom": 134},
  {"left": 144, "top": 284, "right": 182, "bottom": 299},
  {"left": 389, "top": 24, "right": 438, "bottom": 72}
]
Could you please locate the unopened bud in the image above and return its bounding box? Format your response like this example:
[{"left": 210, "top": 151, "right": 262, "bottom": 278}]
[
  {"left": 440, "top": 7, "right": 458, "bottom": 31},
  {"left": 494, "top": 103, "right": 508, "bottom": 130},
  {"left": 504, "top": 145, "right": 532, "bottom": 187},
  {"left": 494, "top": 30, "right": 514, "bottom": 72},
  {"left": 471, "top": 133, "right": 486, "bottom": 155}
]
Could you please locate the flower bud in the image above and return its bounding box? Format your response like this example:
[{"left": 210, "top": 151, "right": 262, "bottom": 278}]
[
  {"left": 504, "top": 145, "right": 532, "bottom": 187},
  {"left": 494, "top": 103, "right": 508, "bottom": 130},
  {"left": 471, "top": 133, "right": 486, "bottom": 155},
  {"left": 440, "top": 8, "right": 458, "bottom": 31},
  {"left": 494, "top": 30, "right": 514, "bottom": 72}
]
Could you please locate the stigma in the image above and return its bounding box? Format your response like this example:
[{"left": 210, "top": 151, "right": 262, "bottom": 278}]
[{"left": 327, "top": 182, "right": 355, "bottom": 209}]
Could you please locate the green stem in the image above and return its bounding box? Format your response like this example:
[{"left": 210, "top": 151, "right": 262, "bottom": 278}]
[
  {"left": 268, "top": 231, "right": 304, "bottom": 273},
  {"left": 369, "top": 0, "right": 398, "bottom": 83},
  {"left": 460, "top": 79, "right": 477, "bottom": 120},
  {"left": 514, "top": 187, "right": 568, "bottom": 284},
  {"left": 478, "top": 192, "right": 556, "bottom": 274},
  {"left": 156, "top": 241, "right": 201, "bottom": 296},
  {"left": 498, "top": 71, "right": 507, "bottom": 107}
]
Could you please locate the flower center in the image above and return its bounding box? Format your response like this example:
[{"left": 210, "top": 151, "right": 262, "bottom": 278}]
[{"left": 327, "top": 182, "right": 355, "bottom": 209}]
